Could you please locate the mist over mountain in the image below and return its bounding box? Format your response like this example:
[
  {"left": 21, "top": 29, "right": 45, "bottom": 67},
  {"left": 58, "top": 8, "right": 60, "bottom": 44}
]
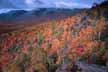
[
  {"left": 0, "top": 0, "right": 103, "bottom": 10},
  {"left": 0, "top": 8, "right": 84, "bottom": 25}
]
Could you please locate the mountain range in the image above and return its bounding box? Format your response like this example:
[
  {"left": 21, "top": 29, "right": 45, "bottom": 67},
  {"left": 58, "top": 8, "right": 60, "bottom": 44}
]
[
  {"left": 0, "top": 8, "right": 84, "bottom": 24},
  {"left": 0, "top": 0, "right": 107, "bottom": 34}
]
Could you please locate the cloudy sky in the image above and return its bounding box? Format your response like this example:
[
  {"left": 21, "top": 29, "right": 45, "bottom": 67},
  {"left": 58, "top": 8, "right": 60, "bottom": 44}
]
[{"left": 0, "top": 0, "right": 103, "bottom": 9}]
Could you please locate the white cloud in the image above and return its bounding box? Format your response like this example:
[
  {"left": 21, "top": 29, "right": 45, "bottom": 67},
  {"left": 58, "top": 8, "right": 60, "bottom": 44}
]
[
  {"left": 54, "top": 1, "right": 91, "bottom": 8},
  {"left": 0, "top": 0, "right": 102, "bottom": 9},
  {"left": 24, "top": 0, "right": 91, "bottom": 9},
  {"left": 25, "top": 0, "right": 35, "bottom": 5}
]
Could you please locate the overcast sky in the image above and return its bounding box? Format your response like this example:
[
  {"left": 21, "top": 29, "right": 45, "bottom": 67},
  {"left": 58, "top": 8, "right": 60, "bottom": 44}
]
[{"left": 0, "top": 0, "right": 104, "bottom": 9}]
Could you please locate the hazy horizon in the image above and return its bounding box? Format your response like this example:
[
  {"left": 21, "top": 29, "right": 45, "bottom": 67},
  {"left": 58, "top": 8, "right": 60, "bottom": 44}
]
[
  {"left": 0, "top": 0, "right": 103, "bottom": 9},
  {"left": 0, "top": 0, "right": 104, "bottom": 14}
]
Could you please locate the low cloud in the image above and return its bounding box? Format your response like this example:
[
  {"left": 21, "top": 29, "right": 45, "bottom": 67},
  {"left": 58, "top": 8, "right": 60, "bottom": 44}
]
[
  {"left": 25, "top": 0, "right": 44, "bottom": 5},
  {"left": 54, "top": 1, "right": 91, "bottom": 8},
  {"left": 24, "top": 0, "right": 91, "bottom": 8}
]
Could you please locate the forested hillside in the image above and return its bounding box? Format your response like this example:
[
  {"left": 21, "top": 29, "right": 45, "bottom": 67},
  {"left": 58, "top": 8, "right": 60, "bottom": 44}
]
[{"left": 0, "top": 1, "right": 108, "bottom": 72}]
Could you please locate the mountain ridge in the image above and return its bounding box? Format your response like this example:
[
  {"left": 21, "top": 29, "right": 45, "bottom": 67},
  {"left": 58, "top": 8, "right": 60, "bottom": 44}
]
[{"left": 0, "top": 8, "right": 84, "bottom": 24}]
